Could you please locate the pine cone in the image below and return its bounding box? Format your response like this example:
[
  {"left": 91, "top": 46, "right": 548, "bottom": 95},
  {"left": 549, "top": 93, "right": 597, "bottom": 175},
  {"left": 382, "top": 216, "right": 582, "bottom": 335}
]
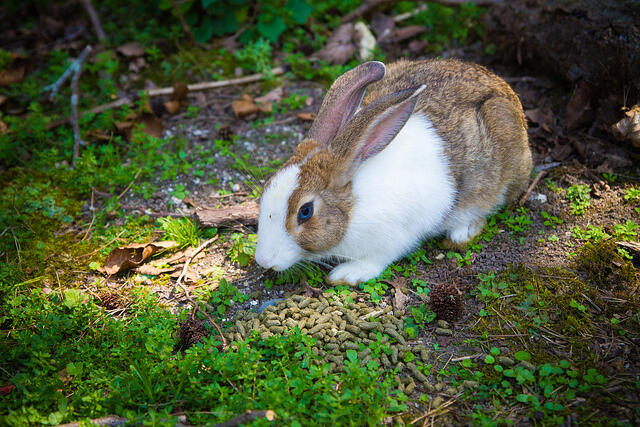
[{"left": 430, "top": 282, "right": 462, "bottom": 322}]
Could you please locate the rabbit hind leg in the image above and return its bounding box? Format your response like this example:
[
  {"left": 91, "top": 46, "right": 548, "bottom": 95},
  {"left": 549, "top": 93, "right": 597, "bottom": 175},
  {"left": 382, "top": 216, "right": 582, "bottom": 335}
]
[{"left": 442, "top": 210, "right": 487, "bottom": 250}]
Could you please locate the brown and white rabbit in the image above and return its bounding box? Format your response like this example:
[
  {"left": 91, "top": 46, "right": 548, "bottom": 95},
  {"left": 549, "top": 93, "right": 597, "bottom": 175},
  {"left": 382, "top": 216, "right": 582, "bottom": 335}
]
[{"left": 255, "top": 59, "right": 532, "bottom": 285}]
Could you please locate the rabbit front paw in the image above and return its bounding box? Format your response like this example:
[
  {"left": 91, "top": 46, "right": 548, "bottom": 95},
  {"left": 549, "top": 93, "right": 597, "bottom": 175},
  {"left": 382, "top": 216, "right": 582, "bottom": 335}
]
[{"left": 327, "top": 261, "right": 385, "bottom": 286}]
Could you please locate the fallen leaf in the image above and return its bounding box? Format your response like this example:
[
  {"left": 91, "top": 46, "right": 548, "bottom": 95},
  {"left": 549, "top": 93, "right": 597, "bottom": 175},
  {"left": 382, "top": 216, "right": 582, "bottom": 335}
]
[
  {"left": 0, "top": 384, "right": 16, "bottom": 396},
  {"left": 611, "top": 105, "right": 640, "bottom": 148},
  {"left": 566, "top": 81, "right": 593, "bottom": 130},
  {"left": 59, "top": 368, "right": 72, "bottom": 383},
  {"left": 371, "top": 13, "right": 395, "bottom": 41},
  {"left": 232, "top": 94, "right": 260, "bottom": 118},
  {"left": 170, "top": 268, "right": 200, "bottom": 284},
  {"left": 0, "top": 120, "right": 7, "bottom": 135},
  {"left": 116, "top": 41, "right": 145, "bottom": 57},
  {"left": 296, "top": 112, "right": 316, "bottom": 121},
  {"left": 102, "top": 241, "right": 179, "bottom": 275},
  {"left": 550, "top": 142, "right": 573, "bottom": 161},
  {"left": 155, "top": 247, "right": 206, "bottom": 265},
  {"left": 86, "top": 129, "right": 112, "bottom": 141},
  {"left": 390, "top": 25, "right": 428, "bottom": 43},
  {"left": 314, "top": 23, "right": 356, "bottom": 65},
  {"left": 525, "top": 108, "right": 553, "bottom": 132},
  {"left": 133, "top": 264, "right": 177, "bottom": 276},
  {"left": 393, "top": 286, "right": 409, "bottom": 313},
  {"left": 255, "top": 86, "right": 283, "bottom": 105},
  {"left": 0, "top": 94, "right": 7, "bottom": 106}
]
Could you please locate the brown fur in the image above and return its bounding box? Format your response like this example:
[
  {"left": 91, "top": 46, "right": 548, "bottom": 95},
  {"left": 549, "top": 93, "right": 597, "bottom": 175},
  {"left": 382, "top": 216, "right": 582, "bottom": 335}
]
[{"left": 279, "top": 58, "right": 532, "bottom": 251}]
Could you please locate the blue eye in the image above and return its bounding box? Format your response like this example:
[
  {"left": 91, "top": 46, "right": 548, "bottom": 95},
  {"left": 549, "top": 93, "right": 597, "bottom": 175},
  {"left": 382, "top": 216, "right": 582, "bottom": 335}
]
[{"left": 297, "top": 201, "right": 313, "bottom": 224}]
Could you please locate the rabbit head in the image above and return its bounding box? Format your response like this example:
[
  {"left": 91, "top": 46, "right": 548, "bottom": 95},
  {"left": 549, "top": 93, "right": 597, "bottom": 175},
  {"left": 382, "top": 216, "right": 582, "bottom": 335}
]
[{"left": 255, "top": 61, "right": 425, "bottom": 272}]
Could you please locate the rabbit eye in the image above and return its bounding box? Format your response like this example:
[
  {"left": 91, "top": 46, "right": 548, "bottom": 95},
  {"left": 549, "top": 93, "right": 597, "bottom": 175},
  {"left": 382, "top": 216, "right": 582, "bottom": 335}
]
[{"left": 297, "top": 201, "right": 313, "bottom": 224}]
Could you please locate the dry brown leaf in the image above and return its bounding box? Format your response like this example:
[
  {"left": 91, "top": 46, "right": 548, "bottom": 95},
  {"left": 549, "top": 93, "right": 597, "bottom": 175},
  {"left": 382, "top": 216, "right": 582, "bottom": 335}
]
[
  {"left": 170, "top": 268, "right": 199, "bottom": 284},
  {"left": 155, "top": 247, "right": 206, "bottom": 265},
  {"left": 116, "top": 41, "right": 145, "bottom": 57},
  {"left": 611, "top": 105, "right": 640, "bottom": 148},
  {"left": 525, "top": 108, "right": 553, "bottom": 133},
  {"left": 0, "top": 120, "right": 7, "bottom": 135},
  {"left": 0, "top": 94, "right": 7, "bottom": 106},
  {"left": 255, "top": 86, "right": 284, "bottom": 105},
  {"left": 371, "top": 13, "right": 395, "bottom": 41},
  {"left": 133, "top": 264, "right": 177, "bottom": 276},
  {"left": 86, "top": 129, "right": 112, "bottom": 141},
  {"left": 566, "top": 81, "right": 593, "bottom": 130},
  {"left": 296, "top": 112, "right": 316, "bottom": 121},
  {"left": 102, "top": 241, "right": 178, "bottom": 275},
  {"left": 314, "top": 23, "right": 356, "bottom": 65},
  {"left": 232, "top": 94, "right": 260, "bottom": 118},
  {"left": 390, "top": 25, "right": 428, "bottom": 42}
]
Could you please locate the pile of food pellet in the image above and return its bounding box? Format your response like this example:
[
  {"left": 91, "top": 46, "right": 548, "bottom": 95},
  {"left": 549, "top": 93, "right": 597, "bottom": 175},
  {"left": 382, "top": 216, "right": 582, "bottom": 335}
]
[{"left": 224, "top": 293, "right": 467, "bottom": 396}]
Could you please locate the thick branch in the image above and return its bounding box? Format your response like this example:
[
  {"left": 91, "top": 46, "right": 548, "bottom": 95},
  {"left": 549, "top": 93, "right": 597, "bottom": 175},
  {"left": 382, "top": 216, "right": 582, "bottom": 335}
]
[{"left": 194, "top": 200, "right": 259, "bottom": 228}]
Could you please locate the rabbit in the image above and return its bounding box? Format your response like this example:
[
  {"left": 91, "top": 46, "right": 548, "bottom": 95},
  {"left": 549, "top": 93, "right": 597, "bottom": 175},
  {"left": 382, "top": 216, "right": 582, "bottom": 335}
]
[{"left": 255, "top": 59, "right": 532, "bottom": 285}]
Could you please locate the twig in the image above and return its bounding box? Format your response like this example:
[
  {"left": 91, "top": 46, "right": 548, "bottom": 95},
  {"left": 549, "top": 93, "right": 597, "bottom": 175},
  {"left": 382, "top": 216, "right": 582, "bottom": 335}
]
[
  {"left": 70, "top": 46, "right": 93, "bottom": 166},
  {"left": 46, "top": 66, "right": 286, "bottom": 129},
  {"left": 170, "top": 0, "right": 197, "bottom": 45},
  {"left": 77, "top": 229, "right": 126, "bottom": 259},
  {"left": 535, "top": 162, "right": 561, "bottom": 172},
  {"left": 195, "top": 302, "right": 227, "bottom": 348},
  {"left": 43, "top": 46, "right": 93, "bottom": 101},
  {"left": 518, "top": 170, "right": 547, "bottom": 206},
  {"left": 80, "top": 0, "right": 107, "bottom": 42},
  {"left": 173, "top": 236, "right": 219, "bottom": 297},
  {"left": 117, "top": 168, "right": 142, "bottom": 200}
]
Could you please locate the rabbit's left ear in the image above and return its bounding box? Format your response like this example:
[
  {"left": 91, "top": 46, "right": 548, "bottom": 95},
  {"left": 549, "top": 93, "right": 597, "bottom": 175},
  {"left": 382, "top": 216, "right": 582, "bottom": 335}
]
[{"left": 329, "top": 85, "right": 425, "bottom": 181}]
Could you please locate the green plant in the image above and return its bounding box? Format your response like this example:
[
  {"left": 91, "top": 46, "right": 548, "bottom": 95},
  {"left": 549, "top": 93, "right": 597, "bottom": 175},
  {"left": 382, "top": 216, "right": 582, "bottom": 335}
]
[
  {"left": 566, "top": 185, "right": 591, "bottom": 215},
  {"left": 602, "top": 172, "right": 617, "bottom": 183},
  {"left": 546, "top": 179, "right": 561, "bottom": 193},
  {"left": 613, "top": 220, "right": 638, "bottom": 241},
  {"left": 624, "top": 186, "right": 640, "bottom": 203},
  {"left": 276, "top": 261, "right": 324, "bottom": 287},
  {"left": 158, "top": 216, "right": 201, "bottom": 248},
  {"left": 570, "top": 225, "right": 609, "bottom": 243},
  {"left": 497, "top": 207, "right": 533, "bottom": 241},
  {"left": 209, "top": 278, "right": 247, "bottom": 315},
  {"left": 474, "top": 272, "right": 508, "bottom": 300},
  {"left": 404, "top": 304, "right": 436, "bottom": 338},
  {"left": 446, "top": 249, "right": 472, "bottom": 266},
  {"left": 540, "top": 211, "right": 563, "bottom": 229},
  {"left": 226, "top": 233, "right": 257, "bottom": 266}
]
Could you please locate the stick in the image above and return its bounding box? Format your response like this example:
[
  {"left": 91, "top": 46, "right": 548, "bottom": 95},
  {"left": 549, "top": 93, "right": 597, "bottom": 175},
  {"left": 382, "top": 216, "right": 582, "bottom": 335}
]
[
  {"left": 43, "top": 45, "right": 92, "bottom": 101},
  {"left": 518, "top": 170, "right": 547, "bottom": 206},
  {"left": 173, "top": 236, "right": 219, "bottom": 297},
  {"left": 80, "top": 0, "right": 107, "bottom": 42},
  {"left": 46, "top": 66, "right": 286, "bottom": 129},
  {"left": 170, "top": 0, "right": 197, "bottom": 45},
  {"left": 196, "top": 302, "right": 227, "bottom": 348}
]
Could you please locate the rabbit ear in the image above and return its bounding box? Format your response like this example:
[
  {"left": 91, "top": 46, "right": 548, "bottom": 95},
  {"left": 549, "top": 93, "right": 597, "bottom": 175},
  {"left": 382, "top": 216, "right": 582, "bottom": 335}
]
[
  {"left": 329, "top": 85, "right": 426, "bottom": 178},
  {"left": 308, "top": 61, "right": 386, "bottom": 145}
]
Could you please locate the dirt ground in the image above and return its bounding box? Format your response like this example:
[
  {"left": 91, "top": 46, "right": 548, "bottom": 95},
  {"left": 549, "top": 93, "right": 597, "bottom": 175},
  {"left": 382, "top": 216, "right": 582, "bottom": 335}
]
[{"left": 88, "top": 46, "right": 640, "bottom": 423}]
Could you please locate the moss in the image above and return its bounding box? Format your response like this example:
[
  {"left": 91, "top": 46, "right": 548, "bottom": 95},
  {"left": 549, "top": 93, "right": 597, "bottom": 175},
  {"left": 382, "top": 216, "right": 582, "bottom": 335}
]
[{"left": 574, "top": 240, "right": 639, "bottom": 298}]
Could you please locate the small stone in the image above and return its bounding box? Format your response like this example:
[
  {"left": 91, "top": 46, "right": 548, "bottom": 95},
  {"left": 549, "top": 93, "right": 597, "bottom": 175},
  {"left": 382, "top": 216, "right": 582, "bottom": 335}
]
[
  {"left": 435, "top": 327, "right": 453, "bottom": 336},
  {"left": 519, "top": 361, "right": 536, "bottom": 371},
  {"left": 436, "top": 319, "right": 450, "bottom": 329},
  {"left": 498, "top": 356, "right": 515, "bottom": 366},
  {"left": 435, "top": 253, "right": 445, "bottom": 260},
  {"left": 432, "top": 396, "right": 444, "bottom": 408}
]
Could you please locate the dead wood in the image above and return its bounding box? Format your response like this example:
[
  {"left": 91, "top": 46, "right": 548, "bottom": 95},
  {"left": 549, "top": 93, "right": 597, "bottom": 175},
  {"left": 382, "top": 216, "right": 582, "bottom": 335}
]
[
  {"left": 194, "top": 200, "right": 259, "bottom": 228},
  {"left": 342, "top": 0, "right": 502, "bottom": 23}
]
